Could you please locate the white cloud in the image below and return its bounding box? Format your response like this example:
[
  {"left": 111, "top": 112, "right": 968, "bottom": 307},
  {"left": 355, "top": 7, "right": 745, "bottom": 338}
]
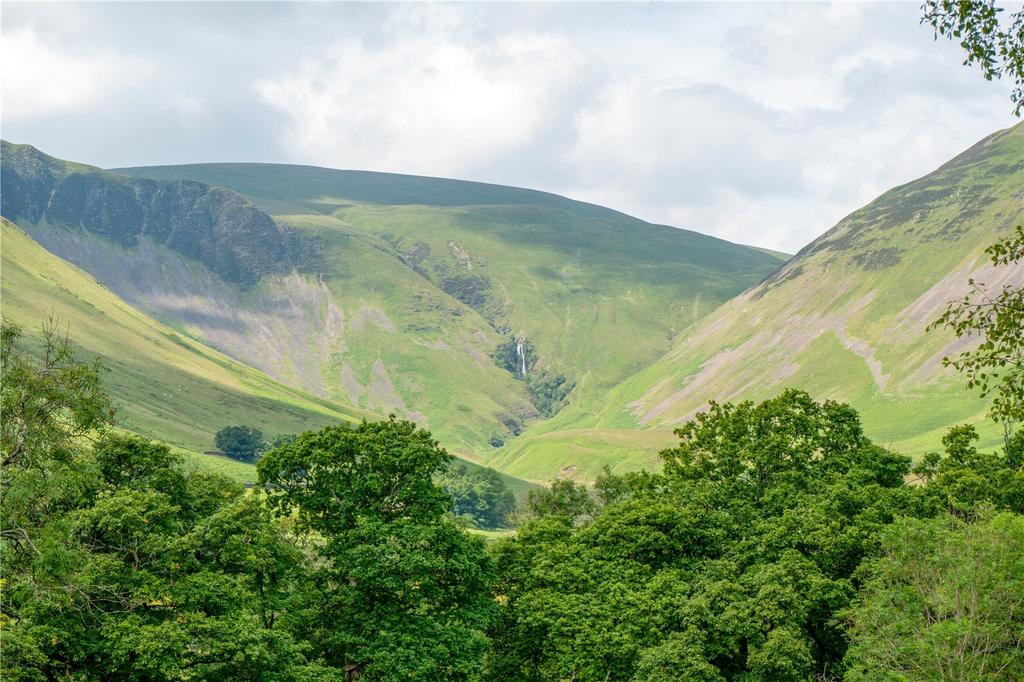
[
  {"left": 256, "top": 19, "right": 596, "bottom": 177},
  {"left": 1, "top": 2, "right": 1016, "bottom": 251},
  {"left": 1, "top": 27, "right": 133, "bottom": 122}
]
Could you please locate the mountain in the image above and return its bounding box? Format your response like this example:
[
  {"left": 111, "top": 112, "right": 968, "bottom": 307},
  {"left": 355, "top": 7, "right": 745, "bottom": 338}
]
[
  {"left": 507, "top": 122, "right": 1022, "bottom": 479},
  {"left": 0, "top": 141, "right": 784, "bottom": 468},
  {"left": 0, "top": 216, "right": 372, "bottom": 455},
  {"left": 113, "top": 163, "right": 786, "bottom": 427}
]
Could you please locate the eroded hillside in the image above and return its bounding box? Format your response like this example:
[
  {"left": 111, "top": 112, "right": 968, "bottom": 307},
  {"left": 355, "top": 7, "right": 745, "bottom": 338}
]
[{"left": 530, "top": 122, "right": 1024, "bottom": 477}]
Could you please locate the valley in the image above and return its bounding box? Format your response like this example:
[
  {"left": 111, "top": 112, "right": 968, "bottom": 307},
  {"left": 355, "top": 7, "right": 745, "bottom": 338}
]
[
  {"left": 1, "top": 124, "right": 1021, "bottom": 482},
  {"left": 0, "top": 216, "right": 371, "bottom": 455}
]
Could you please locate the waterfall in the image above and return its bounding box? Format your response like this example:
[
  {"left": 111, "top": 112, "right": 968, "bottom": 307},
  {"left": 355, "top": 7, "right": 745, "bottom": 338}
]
[{"left": 516, "top": 340, "right": 526, "bottom": 378}]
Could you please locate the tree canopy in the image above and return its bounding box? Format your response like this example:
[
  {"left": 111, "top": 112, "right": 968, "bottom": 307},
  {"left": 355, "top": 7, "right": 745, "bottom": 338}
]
[
  {"left": 438, "top": 462, "right": 517, "bottom": 529},
  {"left": 214, "top": 425, "right": 266, "bottom": 462},
  {"left": 922, "top": 0, "right": 1024, "bottom": 115},
  {"left": 486, "top": 389, "right": 1023, "bottom": 681},
  {"left": 3, "top": 319, "right": 1022, "bottom": 680},
  {"left": 257, "top": 418, "right": 497, "bottom": 680},
  {"left": 1, "top": 323, "right": 334, "bottom": 680},
  {"left": 845, "top": 512, "right": 1024, "bottom": 680},
  {"left": 2, "top": 328, "right": 496, "bottom": 681}
]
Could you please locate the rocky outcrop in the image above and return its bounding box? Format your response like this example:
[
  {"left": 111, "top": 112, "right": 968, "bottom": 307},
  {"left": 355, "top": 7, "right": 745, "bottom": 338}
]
[{"left": 1, "top": 141, "right": 291, "bottom": 285}]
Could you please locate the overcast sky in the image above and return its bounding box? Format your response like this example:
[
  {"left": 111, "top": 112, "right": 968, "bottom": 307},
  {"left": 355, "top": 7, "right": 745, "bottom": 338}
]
[{"left": 2, "top": 2, "right": 1018, "bottom": 251}]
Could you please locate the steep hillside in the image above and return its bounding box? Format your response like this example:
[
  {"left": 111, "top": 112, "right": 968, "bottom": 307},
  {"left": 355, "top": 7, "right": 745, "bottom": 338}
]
[
  {"left": 1, "top": 142, "right": 295, "bottom": 285},
  {"left": 514, "top": 122, "right": 1022, "bottom": 479},
  {"left": 3, "top": 146, "right": 782, "bottom": 464},
  {"left": 0, "top": 217, "right": 372, "bottom": 456},
  {"left": 114, "top": 165, "right": 784, "bottom": 417}
]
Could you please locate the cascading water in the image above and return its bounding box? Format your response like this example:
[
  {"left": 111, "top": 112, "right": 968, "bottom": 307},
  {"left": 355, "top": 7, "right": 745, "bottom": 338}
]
[{"left": 515, "top": 340, "right": 526, "bottom": 378}]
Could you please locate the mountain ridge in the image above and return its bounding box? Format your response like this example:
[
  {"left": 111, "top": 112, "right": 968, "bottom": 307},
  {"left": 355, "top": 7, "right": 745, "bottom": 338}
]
[
  {"left": 3, "top": 145, "right": 784, "bottom": 463},
  {"left": 116, "top": 161, "right": 789, "bottom": 257}
]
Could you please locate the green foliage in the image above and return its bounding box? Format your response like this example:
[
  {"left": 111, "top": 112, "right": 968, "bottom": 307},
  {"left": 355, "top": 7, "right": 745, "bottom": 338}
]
[
  {"left": 438, "top": 462, "right": 517, "bottom": 529},
  {"left": 440, "top": 271, "right": 492, "bottom": 309},
  {"left": 932, "top": 224, "right": 1024, "bottom": 426},
  {"left": 1, "top": 319, "right": 115, "bottom": 561},
  {"left": 4, "top": 321, "right": 1023, "bottom": 681},
  {"left": 844, "top": 512, "right": 1024, "bottom": 680},
  {"left": 492, "top": 337, "right": 536, "bottom": 377},
  {"left": 916, "top": 422, "right": 1024, "bottom": 516},
  {"left": 0, "top": 329, "right": 338, "bottom": 679},
  {"left": 1, "top": 320, "right": 115, "bottom": 470},
  {"left": 921, "top": 0, "right": 1024, "bottom": 114},
  {"left": 526, "top": 371, "right": 575, "bottom": 418},
  {"left": 270, "top": 433, "right": 298, "bottom": 449},
  {"left": 592, "top": 465, "right": 661, "bottom": 507},
  {"left": 215, "top": 424, "right": 267, "bottom": 462},
  {"left": 523, "top": 478, "right": 597, "bottom": 524},
  {"left": 258, "top": 417, "right": 453, "bottom": 532},
  {"left": 258, "top": 417, "right": 497, "bottom": 678},
  {"left": 632, "top": 631, "right": 726, "bottom": 682},
  {"left": 488, "top": 391, "right": 920, "bottom": 681}
]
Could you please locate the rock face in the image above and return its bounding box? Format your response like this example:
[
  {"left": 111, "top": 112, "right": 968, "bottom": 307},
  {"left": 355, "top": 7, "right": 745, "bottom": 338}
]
[{"left": 1, "top": 141, "right": 291, "bottom": 285}]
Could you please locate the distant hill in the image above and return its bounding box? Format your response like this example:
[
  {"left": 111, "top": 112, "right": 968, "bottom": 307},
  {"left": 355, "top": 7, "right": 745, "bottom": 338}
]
[
  {"left": 2, "top": 143, "right": 783, "bottom": 468},
  {"left": 499, "top": 122, "right": 1022, "bottom": 480},
  {"left": 2, "top": 216, "right": 536, "bottom": 495}
]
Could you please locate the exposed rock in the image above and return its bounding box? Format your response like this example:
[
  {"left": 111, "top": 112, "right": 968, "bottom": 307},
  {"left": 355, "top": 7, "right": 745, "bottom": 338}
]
[
  {"left": 1, "top": 141, "right": 292, "bottom": 285},
  {"left": 16, "top": 225, "right": 345, "bottom": 399},
  {"left": 350, "top": 306, "right": 397, "bottom": 334},
  {"left": 368, "top": 359, "right": 428, "bottom": 423}
]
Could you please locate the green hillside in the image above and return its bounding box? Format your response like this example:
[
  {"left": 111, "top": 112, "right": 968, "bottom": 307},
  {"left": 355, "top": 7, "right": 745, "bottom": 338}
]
[
  {"left": 525, "top": 122, "right": 1023, "bottom": 477},
  {"left": 6, "top": 153, "right": 782, "bottom": 468},
  {"left": 0, "top": 217, "right": 374, "bottom": 458},
  {"left": 3, "top": 218, "right": 538, "bottom": 497}
]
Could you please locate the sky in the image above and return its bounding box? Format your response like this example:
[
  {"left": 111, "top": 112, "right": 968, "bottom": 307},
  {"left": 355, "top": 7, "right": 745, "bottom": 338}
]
[{"left": 2, "top": 2, "right": 1018, "bottom": 252}]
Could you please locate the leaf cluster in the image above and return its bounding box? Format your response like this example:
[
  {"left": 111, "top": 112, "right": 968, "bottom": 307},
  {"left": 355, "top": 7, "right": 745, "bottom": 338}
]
[
  {"left": 438, "top": 462, "right": 517, "bottom": 529},
  {"left": 258, "top": 417, "right": 497, "bottom": 680},
  {"left": 930, "top": 225, "right": 1024, "bottom": 425},
  {"left": 922, "top": 0, "right": 1024, "bottom": 114},
  {"left": 488, "top": 391, "right": 927, "bottom": 681}
]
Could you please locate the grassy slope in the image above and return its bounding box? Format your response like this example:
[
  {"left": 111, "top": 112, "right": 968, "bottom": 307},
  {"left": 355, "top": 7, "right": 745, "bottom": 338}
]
[
  {"left": 568, "top": 122, "right": 1024, "bottom": 468},
  {"left": 270, "top": 213, "right": 536, "bottom": 454},
  {"left": 2, "top": 217, "right": 539, "bottom": 493},
  {"left": 115, "top": 163, "right": 785, "bottom": 476},
  {"left": 1, "top": 218, "right": 373, "bottom": 456}
]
